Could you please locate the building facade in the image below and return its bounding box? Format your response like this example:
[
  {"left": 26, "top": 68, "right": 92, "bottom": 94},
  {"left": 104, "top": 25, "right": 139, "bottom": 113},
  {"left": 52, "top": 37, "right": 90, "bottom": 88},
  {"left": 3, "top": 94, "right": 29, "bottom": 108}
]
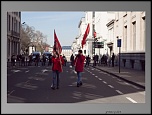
[
  {"left": 61, "top": 46, "right": 72, "bottom": 62},
  {"left": 106, "top": 11, "right": 145, "bottom": 71},
  {"left": 73, "top": 11, "right": 115, "bottom": 59},
  {"left": 7, "top": 12, "right": 21, "bottom": 62}
]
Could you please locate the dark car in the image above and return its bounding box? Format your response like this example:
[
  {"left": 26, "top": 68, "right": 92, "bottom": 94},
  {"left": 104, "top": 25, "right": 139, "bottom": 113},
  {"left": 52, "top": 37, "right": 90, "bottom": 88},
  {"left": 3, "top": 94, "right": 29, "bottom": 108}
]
[
  {"left": 42, "top": 52, "right": 52, "bottom": 61},
  {"left": 32, "top": 52, "right": 41, "bottom": 61}
]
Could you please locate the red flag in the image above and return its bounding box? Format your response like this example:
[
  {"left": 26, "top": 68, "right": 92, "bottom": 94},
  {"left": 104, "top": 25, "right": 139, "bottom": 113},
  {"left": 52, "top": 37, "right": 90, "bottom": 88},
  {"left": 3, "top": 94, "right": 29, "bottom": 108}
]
[
  {"left": 53, "top": 30, "right": 62, "bottom": 54},
  {"left": 81, "top": 23, "right": 90, "bottom": 49}
]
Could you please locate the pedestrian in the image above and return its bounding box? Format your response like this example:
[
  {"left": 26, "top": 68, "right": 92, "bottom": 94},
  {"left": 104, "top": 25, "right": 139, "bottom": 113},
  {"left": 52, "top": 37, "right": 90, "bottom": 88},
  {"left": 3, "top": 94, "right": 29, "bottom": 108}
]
[
  {"left": 51, "top": 51, "right": 64, "bottom": 90},
  {"left": 11, "top": 54, "right": 15, "bottom": 67},
  {"left": 85, "top": 55, "right": 90, "bottom": 67},
  {"left": 70, "top": 54, "right": 74, "bottom": 67},
  {"left": 74, "top": 50, "right": 85, "bottom": 87},
  {"left": 107, "top": 55, "right": 111, "bottom": 67},
  {"left": 48, "top": 54, "right": 52, "bottom": 66},
  {"left": 112, "top": 53, "right": 115, "bottom": 67},
  {"left": 62, "top": 54, "right": 67, "bottom": 66},
  {"left": 42, "top": 54, "right": 46, "bottom": 66}
]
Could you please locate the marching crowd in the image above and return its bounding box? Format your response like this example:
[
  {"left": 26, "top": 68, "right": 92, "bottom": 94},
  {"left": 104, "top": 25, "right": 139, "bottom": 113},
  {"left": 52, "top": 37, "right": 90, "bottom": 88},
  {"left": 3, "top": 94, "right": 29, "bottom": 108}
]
[{"left": 9, "top": 50, "right": 116, "bottom": 90}]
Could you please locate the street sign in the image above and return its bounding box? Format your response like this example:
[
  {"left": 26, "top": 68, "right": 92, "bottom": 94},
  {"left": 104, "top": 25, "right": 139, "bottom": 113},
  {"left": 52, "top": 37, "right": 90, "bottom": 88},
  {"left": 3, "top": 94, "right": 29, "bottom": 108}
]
[
  {"left": 117, "top": 39, "right": 121, "bottom": 47},
  {"left": 93, "top": 42, "right": 104, "bottom": 48}
]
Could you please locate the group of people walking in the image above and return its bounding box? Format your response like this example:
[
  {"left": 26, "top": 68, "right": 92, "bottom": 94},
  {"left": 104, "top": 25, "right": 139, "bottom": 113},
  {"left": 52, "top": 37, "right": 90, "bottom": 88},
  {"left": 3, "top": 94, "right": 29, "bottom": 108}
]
[
  {"left": 10, "top": 50, "right": 116, "bottom": 91},
  {"left": 51, "top": 50, "right": 85, "bottom": 90},
  {"left": 92, "top": 53, "right": 115, "bottom": 67}
]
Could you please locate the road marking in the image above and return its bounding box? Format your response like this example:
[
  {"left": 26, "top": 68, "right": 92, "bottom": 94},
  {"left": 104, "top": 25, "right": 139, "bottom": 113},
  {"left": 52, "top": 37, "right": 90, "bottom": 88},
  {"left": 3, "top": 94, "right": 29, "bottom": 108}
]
[
  {"left": 11, "top": 70, "right": 21, "bottom": 73},
  {"left": 124, "top": 82, "right": 130, "bottom": 85},
  {"left": 115, "top": 90, "right": 124, "bottom": 95},
  {"left": 25, "top": 70, "right": 29, "bottom": 73},
  {"left": 95, "top": 76, "right": 98, "bottom": 78},
  {"left": 131, "top": 85, "right": 140, "bottom": 89},
  {"left": 8, "top": 90, "right": 15, "bottom": 95},
  {"left": 67, "top": 71, "right": 68, "bottom": 72},
  {"left": 108, "top": 85, "right": 114, "bottom": 88},
  {"left": 103, "top": 81, "right": 107, "bottom": 84},
  {"left": 112, "top": 77, "right": 115, "bottom": 78},
  {"left": 126, "top": 97, "right": 137, "bottom": 103},
  {"left": 92, "top": 74, "right": 95, "bottom": 75},
  {"left": 98, "top": 78, "right": 102, "bottom": 80},
  {"left": 42, "top": 69, "right": 48, "bottom": 73}
]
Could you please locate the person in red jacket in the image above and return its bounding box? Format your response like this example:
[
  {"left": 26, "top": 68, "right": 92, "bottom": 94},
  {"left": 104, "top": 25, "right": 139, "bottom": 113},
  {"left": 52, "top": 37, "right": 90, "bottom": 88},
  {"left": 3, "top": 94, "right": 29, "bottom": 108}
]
[
  {"left": 74, "top": 50, "right": 85, "bottom": 87},
  {"left": 51, "top": 51, "right": 64, "bottom": 90}
]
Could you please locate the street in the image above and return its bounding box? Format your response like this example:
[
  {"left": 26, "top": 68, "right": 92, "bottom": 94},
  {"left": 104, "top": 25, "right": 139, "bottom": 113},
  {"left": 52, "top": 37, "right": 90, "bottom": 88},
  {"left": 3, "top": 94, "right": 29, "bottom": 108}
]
[{"left": 7, "top": 62, "right": 145, "bottom": 103}]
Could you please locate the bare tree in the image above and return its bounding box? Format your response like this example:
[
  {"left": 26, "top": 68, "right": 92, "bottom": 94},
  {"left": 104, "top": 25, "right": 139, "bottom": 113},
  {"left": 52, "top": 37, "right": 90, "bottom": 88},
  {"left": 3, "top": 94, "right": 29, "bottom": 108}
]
[
  {"left": 20, "top": 24, "right": 35, "bottom": 52},
  {"left": 20, "top": 23, "right": 49, "bottom": 54}
]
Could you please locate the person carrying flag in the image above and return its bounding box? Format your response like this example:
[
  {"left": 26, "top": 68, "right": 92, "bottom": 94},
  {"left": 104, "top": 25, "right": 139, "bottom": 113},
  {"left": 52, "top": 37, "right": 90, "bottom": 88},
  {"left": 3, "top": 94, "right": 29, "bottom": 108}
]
[
  {"left": 51, "top": 51, "right": 64, "bottom": 90},
  {"left": 51, "top": 30, "right": 64, "bottom": 90}
]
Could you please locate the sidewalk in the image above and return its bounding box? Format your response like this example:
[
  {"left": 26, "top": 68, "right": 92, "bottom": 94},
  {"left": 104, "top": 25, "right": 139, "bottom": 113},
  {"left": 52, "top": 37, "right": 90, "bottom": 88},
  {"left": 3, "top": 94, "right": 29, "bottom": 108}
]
[{"left": 91, "top": 64, "right": 145, "bottom": 89}]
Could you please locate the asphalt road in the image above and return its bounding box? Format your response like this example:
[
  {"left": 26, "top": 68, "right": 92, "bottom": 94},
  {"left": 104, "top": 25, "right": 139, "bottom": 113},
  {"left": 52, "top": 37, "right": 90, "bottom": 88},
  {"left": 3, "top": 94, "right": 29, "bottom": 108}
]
[{"left": 7, "top": 63, "right": 145, "bottom": 103}]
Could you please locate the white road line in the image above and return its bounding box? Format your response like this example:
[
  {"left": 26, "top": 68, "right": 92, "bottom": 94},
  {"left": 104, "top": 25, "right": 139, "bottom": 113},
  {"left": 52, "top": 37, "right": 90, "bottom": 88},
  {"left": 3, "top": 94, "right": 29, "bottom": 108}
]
[
  {"left": 131, "top": 85, "right": 140, "bottom": 89},
  {"left": 108, "top": 85, "right": 114, "bottom": 88},
  {"left": 25, "top": 70, "right": 29, "bottom": 73},
  {"left": 92, "top": 74, "right": 95, "bottom": 75},
  {"left": 125, "top": 82, "right": 129, "bottom": 85},
  {"left": 103, "top": 81, "right": 107, "bottom": 84},
  {"left": 115, "top": 90, "right": 124, "bottom": 95},
  {"left": 98, "top": 78, "right": 102, "bottom": 80},
  {"left": 95, "top": 76, "right": 98, "bottom": 78},
  {"left": 8, "top": 90, "right": 15, "bottom": 95},
  {"left": 126, "top": 97, "right": 137, "bottom": 103}
]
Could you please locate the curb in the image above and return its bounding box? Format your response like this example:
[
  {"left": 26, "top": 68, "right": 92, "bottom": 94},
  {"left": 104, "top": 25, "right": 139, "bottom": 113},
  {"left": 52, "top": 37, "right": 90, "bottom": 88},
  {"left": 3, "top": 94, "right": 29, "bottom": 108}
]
[{"left": 92, "top": 66, "right": 145, "bottom": 90}]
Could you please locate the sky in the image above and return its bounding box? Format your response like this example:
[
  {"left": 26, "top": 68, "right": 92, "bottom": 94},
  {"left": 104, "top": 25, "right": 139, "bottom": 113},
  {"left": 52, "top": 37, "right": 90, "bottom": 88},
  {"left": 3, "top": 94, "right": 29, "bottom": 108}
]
[{"left": 21, "top": 11, "right": 85, "bottom": 46}]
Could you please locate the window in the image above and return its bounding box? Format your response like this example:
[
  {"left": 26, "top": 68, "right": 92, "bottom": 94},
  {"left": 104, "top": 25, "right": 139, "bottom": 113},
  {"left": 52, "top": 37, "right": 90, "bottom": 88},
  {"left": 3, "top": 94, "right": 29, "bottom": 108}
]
[
  {"left": 19, "top": 21, "right": 20, "bottom": 34},
  {"left": 132, "top": 22, "right": 136, "bottom": 50},
  {"left": 142, "top": 17, "right": 145, "bottom": 51},
  {"left": 124, "top": 26, "right": 127, "bottom": 51},
  {"left": 93, "top": 11, "right": 95, "bottom": 18},
  {"left": 8, "top": 15, "right": 10, "bottom": 31},
  {"left": 7, "top": 13, "right": 8, "bottom": 32},
  {"left": 92, "top": 24, "right": 95, "bottom": 36},
  {"left": 12, "top": 17, "right": 13, "bottom": 31}
]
